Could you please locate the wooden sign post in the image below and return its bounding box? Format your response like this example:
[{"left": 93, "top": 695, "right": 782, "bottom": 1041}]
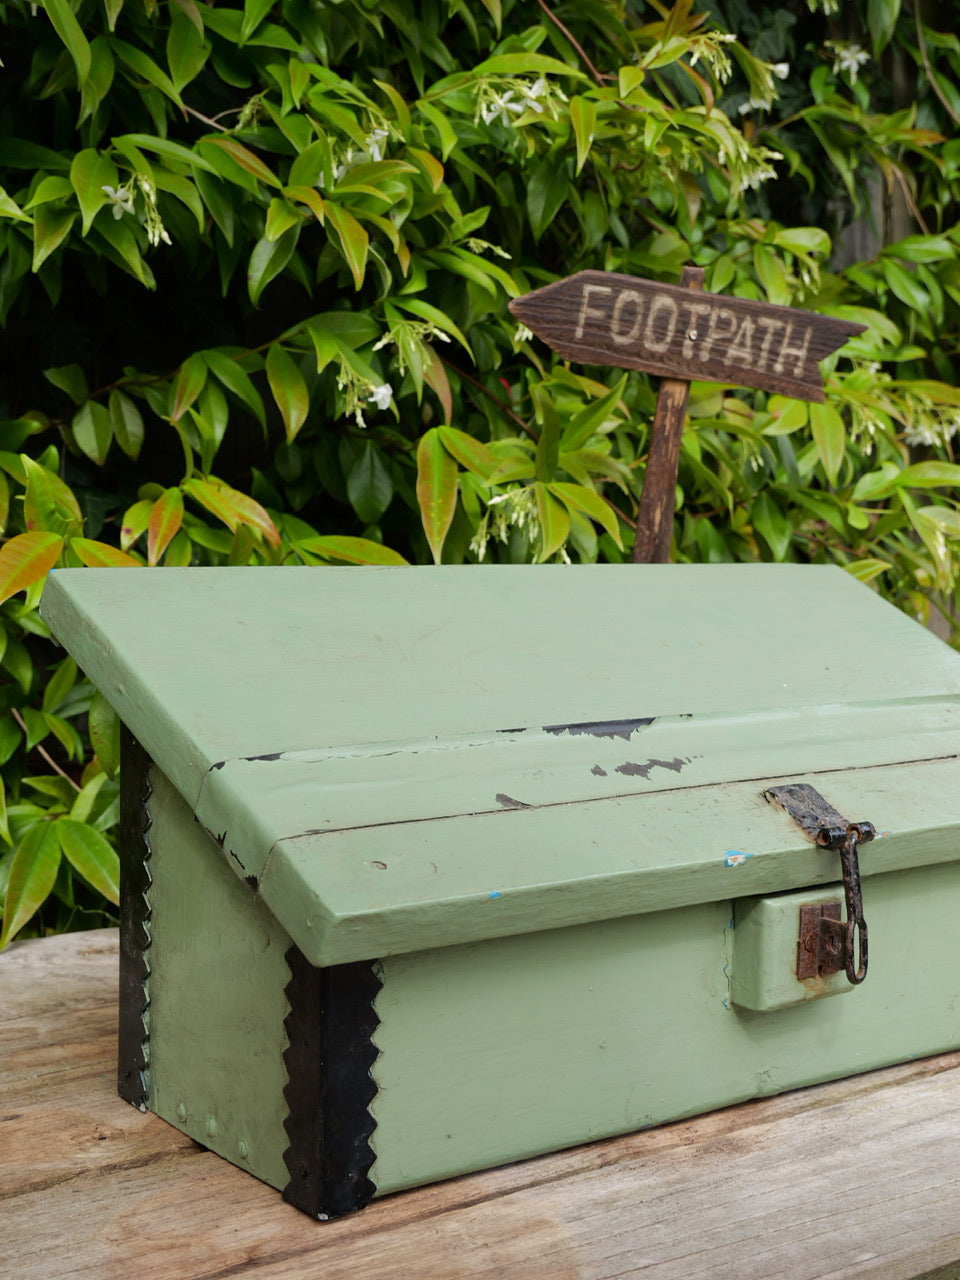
[{"left": 509, "top": 268, "right": 866, "bottom": 562}]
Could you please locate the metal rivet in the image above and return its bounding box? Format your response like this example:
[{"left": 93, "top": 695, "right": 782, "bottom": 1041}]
[{"left": 177, "top": 1102, "right": 187, "bottom": 1122}]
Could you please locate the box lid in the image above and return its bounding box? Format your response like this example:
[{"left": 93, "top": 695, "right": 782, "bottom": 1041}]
[{"left": 40, "top": 564, "right": 960, "bottom": 965}]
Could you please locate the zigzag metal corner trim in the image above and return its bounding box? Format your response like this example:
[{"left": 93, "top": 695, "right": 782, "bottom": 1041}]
[
  {"left": 117, "top": 726, "right": 153, "bottom": 1109},
  {"left": 281, "top": 946, "right": 382, "bottom": 1219}
]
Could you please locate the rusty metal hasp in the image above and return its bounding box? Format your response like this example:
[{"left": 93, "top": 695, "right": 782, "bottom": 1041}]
[{"left": 764, "top": 783, "right": 875, "bottom": 986}]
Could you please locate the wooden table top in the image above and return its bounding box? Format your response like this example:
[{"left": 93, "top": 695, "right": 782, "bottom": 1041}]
[{"left": 5, "top": 927, "right": 960, "bottom": 1279}]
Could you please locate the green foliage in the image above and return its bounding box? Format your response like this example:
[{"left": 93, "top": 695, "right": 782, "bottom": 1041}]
[{"left": 2, "top": 0, "right": 960, "bottom": 943}]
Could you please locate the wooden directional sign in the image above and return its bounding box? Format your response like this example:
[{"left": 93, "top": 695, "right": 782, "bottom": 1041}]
[
  {"left": 509, "top": 267, "right": 866, "bottom": 564},
  {"left": 509, "top": 269, "right": 865, "bottom": 404}
]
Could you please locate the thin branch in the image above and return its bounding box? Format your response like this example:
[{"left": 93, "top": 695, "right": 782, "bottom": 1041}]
[
  {"left": 890, "top": 161, "right": 931, "bottom": 235},
  {"left": 533, "top": 0, "right": 605, "bottom": 88},
  {"left": 182, "top": 102, "right": 230, "bottom": 132},
  {"left": 914, "top": 5, "right": 960, "bottom": 127},
  {"left": 440, "top": 358, "right": 539, "bottom": 440},
  {"left": 11, "top": 708, "right": 82, "bottom": 793}
]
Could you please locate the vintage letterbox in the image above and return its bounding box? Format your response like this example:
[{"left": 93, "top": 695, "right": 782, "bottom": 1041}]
[{"left": 40, "top": 564, "right": 960, "bottom": 1218}]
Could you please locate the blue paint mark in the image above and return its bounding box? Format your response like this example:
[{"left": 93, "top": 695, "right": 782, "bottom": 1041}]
[
  {"left": 489, "top": 891, "right": 502, "bottom": 900},
  {"left": 724, "top": 851, "right": 753, "bottom": 868}
]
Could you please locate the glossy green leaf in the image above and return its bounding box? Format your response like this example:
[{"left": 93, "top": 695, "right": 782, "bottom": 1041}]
[
  {"left": 527, "top": 154, "right": 570, "bottom": 242},
  {"left": 265, "top": 197, "right": 302, "bottom": 242},
  {"left": 241, "top": 0, "right": 274, "bottom": 41},
  {"left": 751, "top": 491, "right": 793, "bottom": 560},
  {"left": 170, "top": 353, "right": 208, "bottom": 422},
  {"left": 89, "top": 690, "right": 122, "bottom": 777},
  {"left": 202, "top": 350, "right": 266, "bottom": 426},
  {"left": 549, "top": 482, "right": 622, "bottom": 548},
  {"left": 94, "top": 215, "right": 152, "bottom": 287},
  {"left": 22, "top": 457, "right": 82, "bottom": 536},
  {"left": 79, "top": 36, "right": 115, "bottom": 125},
  {"left": 167, "top": 8, "right": 210, "bottom": 91},
  {"left": 896, "top": 461, "right": 960, "bottom": 489},
  {"left": 39, "top": 0, "right": 91, "bottom": 87},
  {"left": 32, "top": 205, "right": 77, "bottom": 273},
  {"left": 72, "top": 401, "right": 113, "bottom": 464},
  {"left": 809, "top": 401, "right": 846, "bottom": 486},
  {"left": 569, "top": 96, "right": 597, "bottom": 175},
  {"left": 534, "top": 481, "right": 570, "bottom": 562},
  {"left": 109, "top": 389, "right": 145, "bottom": 459},
  {"left": 56, "top": 818, "right": 120, "bottom": 905},
  {"left": 325, "top": 201, "right": 369, "bottom": 290},
  {"left": 248, "top": 223, "right": 300, "bottom": 305},
  {"left": 416, "top": 428, "right": 457, "bottom": 564},
  {"left": 391, "top": 297, "right": 472, "bottom": 357},
  {"left": 437, "top": 426, "right": 496, "bottom": 479},
  {"left": 104, "top": 0, "right": 126, "bottom": 30},
  {"left": 346, "top": 440, "right": 394, "bottom": 525},
  {"left": 0, "top": 822, "right": 61, "bottom": 949},
  {"left": 266, "top": 343, "right": 310, "bottom": 442},
  {"left": 44, "top": 364, "right": 88, "bottom": 405},
  {"left": 111, "top": 39, "right": 184, "bottom": 107},
  {"left": 70, "top": 538, "right": 141, "bottom": 567},
  {"left": 297, "top": 535, "right": 409, "bottom": 565},
  {"left": 868, "top": 0, "right": 900, "bottom": 55}
]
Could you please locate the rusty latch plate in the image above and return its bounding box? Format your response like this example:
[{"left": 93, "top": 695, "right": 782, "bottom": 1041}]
[{"left": 797, "top": 902, "right": 844, "bottom": 980}]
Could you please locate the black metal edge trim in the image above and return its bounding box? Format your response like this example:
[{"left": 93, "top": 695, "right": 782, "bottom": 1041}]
[
  {"left": 281, "top": 946, "right": 382, "bottom": 1219},
  {"left": 117, "top": 725, "right": 152, "bottom": 1109}
]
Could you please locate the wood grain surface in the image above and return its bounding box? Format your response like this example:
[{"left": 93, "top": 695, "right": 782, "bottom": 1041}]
[
  {"left": 508, "top": 270, "right": 866, "bottom": 401},
  {"left": 632, "top": 265, "right": 704, "bottom": 563},
  {"left": 4, "top": 928, "right": 960, "bottom": 1279}
]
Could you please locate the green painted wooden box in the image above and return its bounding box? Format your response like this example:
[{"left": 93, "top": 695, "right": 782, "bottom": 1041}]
[{"left": 40, "top": 564, "right": 960, "bottom": 1219}]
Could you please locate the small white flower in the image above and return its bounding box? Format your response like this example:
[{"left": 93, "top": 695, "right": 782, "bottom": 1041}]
[
  {"left": 364, "top": 128, "right": 389, "bottom": 163},
  {"left": 514, "top": 323, "right": 534, "bottom": 343},
  {"left": 771, "top": 63, "right": 790, "bottom": 79},
  {"left": 826, "top": 41, "right": 870, "bottom": 83},
  {"left": 368, "top": 383, "right": 393, "bottom": 411},
  {"left": 481, "top": 90, "right": 526, "bottom": 127},
  {"left": 102, "top": 184, "right": 135, "bottom": 218}
]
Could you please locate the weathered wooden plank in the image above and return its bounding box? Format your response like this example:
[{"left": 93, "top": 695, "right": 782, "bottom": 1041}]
[
  {"left": 632, "top": 265, "right": 704, "bottom": 563},
  {"left": 508, "top": 270, "right": 866, "bottom": 402},
  {"left": 5, "top": 930, "right": 960, "bottom": 1280}
]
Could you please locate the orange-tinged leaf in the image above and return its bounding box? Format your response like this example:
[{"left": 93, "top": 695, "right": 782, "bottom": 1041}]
[
  {"left": 70, "top": 538, "right": 142, "bottom": 568},
  {"left": 285, "top": 184, "right": 325, "bottom": 223},
  {"left": 120, "top": 498, "right": 152, "bottom": 551},
  {"left": 0, "top": 531, "right": 63, "bottom": 605},
  {"left": 148, "top": 488, "right": 184, "bottom": 566},
  {"left": 203, "top": 135, "right": 282, "bottom": 188},
  {"left": 423, "top": 346, "right": 453, "bottom": 425},
  {"left": 185, "top": 477, "right": 281, "bottom": 547},
  {"left": 416, "top": 427, "right": 458, "bottom": 564}
]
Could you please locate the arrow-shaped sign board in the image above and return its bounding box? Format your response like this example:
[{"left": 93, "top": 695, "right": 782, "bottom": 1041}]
[
  {"left": 509, "top": 269, "right": 865, "bottom": 403},
  {"left": 509, "top": 267, "right": 867, "bottom": 563}
]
